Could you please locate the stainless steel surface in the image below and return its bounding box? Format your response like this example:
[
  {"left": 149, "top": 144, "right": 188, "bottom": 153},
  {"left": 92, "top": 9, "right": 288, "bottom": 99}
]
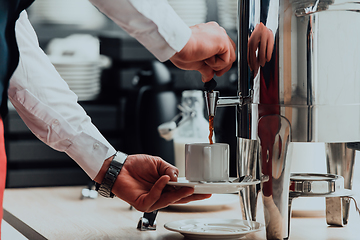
[
  {"left": 240, "top": 175, "right": 253, "bottom": 183},
  {"left": 237, "top": 138, "right": 260, "bottom": 221},
  {"left": 325, "top": 197, "right": 347, "bottom": 226},
  {"left": 204, "top": 91, "right": 241, "bottom": 117},
  {"left": 204, "top": 91, "right": 219, "bottom": 117},
  {"left": 202, "top": 0, "right": 360, "bottom": 239},
  {"left": 258, "top": 114, "right": 292, "bottom": 240},
  {"left": 325, "top": 143, "right": 356, "bottom": 226},
  {"left": 289, "top": 173, "right": 342, "bottom": 196},
  {"left": 230, "top": 175, "right": 253, "bottom": 183},
  {"left": 288, "top": 173, "right": 354, "bottom": 238},
  {"left": 235, "top": 0, "right": 360, "bottom": 239},
  {"left": 237, "top": 0, "right": 360, "bottom": 143},
  {"left": 292, "top": 0, "right": 360, "bottom": 17}
]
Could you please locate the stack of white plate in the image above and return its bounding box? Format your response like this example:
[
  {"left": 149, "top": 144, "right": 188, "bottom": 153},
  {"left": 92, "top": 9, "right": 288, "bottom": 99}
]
[
  {"left": 168, "top": 0, "right": 207, "bottom": 27},
  {"left": 217, "top": 0, "right": 238, "bottom": 30},
  {"left": 27, "top": 0, "right": 106, "bottom": 29},
  {"left": 50, "top": 55, "right": 110, "bottom": 101}
]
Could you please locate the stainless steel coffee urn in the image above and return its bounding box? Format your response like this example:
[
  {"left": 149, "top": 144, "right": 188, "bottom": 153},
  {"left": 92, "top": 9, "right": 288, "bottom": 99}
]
[{"left": 205, "top": 0, "right": 360, "bottom": 239}]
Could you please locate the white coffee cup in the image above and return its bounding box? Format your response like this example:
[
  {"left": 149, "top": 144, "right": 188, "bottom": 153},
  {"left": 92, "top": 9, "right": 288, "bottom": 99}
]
[{"left": 185, "top": 143, "right": 229, "bottom": 182}]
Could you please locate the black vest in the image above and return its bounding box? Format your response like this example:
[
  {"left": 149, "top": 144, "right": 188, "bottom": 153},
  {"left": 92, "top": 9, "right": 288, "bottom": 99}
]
[{"left": 0, "top": 0, "right": 34, "bottom": 117}]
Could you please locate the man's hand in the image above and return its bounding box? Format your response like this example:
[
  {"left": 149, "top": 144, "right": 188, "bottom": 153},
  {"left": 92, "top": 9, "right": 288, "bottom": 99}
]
[
  {"left": 107, "top": 154, "right": 211, "bottom": 212},
  {"left": 170, "top": 22, "right": 236, "bottom": 83},
  {"left": 247, "top": 22, "right": 274, "bottom": 76}
]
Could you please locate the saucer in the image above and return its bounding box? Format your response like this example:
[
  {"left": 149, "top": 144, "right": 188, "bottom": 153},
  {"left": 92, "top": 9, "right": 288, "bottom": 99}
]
[
  {"left": 167, "top": 177, "right": 260, "bottom": 194},
  {"left": 164, "top": 218, "right": 263, "bottom": 239}
]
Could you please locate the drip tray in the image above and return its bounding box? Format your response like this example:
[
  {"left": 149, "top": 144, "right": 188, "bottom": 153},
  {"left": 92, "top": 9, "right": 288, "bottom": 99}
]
[{"left": 289, "top": 173, "right": 353, "bottom": 198}]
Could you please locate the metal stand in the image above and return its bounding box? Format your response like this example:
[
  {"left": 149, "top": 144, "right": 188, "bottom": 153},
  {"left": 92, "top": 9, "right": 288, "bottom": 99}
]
[{"left": 325, "top": 143, "right": 356, "bottom": 226}]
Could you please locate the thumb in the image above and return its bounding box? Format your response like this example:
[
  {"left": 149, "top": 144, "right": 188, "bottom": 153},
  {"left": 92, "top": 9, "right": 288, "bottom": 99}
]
[
  {"left": 156, "top": 159, "right": 179, "bottom": 182},
  {"left": 140, "top": 175, "right": 170, "bottom": 211}
]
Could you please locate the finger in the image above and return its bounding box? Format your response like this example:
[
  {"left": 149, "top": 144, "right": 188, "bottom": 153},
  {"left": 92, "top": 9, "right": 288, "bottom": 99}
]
[
  {"left": 247, "top": 46, "right": 252, "bottom": 71},
  {"left": 204, "top": 54, "right": 232, "bottom": 73},
  {"left": 204, "top": 56, "right": 218, "bottom": 68},
  {"left": 205, "top": 34, "right": 236, "bottom": 71},
  {"left": 174, "top": 60, "right": 214, "bottom": 82},
  {"left": 248, "top": 45, "right": 259, "bottom": 74},
  {"left": 198, "top": 63, "right": 215, "bottom": 82},
  {"left": 253, "top": 67, "right": 259, "bottom": 77},
  {"left": 148, "top": 187, "right": 195, "bottom": 211},
  {"left": 229, "top": 36, "right": 236, "bottom": 52},
  {"left": 259, "top": 36, "right": 267, "bottom": 67},
  {"left": 207, "top": 21, "right": 220, "bottom": 27},
  {"left": 202, "top": 73, "right": 215, "bottom": 82},
  {"left": 157, "top": 159, "right": 179, "bottom": 181},
  {"left": 139, "top": 175, "right": 170, "bottom": 211},
  {"left": 206, "top": 43, "right": 233, "bottom": 70},
  {"left": 219, "top": 26, "right": 227, "bottom": 34},
  {"left": 228, "top": 36, "right": 237, "bottom": 62},
  {"left": 214, "top": 64, "right": 232, "bottom": 77},
  {"left": 248, "top": 33, "right": 261, "bottom": 73},
  {"left": 205, "top": 57, "right": 228, "bottom": 72},
  {"left": 172, "top": 194, "right": 212, "bottom": 204},
  {"left": 266, "top": 33, "right": 274, "bottom": 62}
]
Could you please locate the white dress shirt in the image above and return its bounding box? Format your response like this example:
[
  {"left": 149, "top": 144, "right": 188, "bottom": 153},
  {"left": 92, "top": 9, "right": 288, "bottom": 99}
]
[{"left": 8, "top": 1, "right": 191, "bottom": 180}]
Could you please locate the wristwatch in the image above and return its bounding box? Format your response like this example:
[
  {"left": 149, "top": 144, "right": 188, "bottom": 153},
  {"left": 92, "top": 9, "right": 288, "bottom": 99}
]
[{"left": 95, "top": 151, "right": 128, "bottom": 198}]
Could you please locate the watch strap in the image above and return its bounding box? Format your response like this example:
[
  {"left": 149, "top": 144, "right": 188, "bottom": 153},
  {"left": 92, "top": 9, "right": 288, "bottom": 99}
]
[{"left": 96, "top": 151, "right": 127, "bottom": 198}]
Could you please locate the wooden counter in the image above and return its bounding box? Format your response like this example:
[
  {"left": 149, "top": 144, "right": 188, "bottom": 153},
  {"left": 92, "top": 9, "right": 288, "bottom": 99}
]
[{"left": 2, "top": 186, "right": 360, "bottom": 240}]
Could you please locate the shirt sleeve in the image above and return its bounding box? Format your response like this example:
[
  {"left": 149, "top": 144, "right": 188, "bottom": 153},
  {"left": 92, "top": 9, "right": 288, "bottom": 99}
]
[
  {"left": 8, "top": 11, "right": 117, "bottom": 180},
  {"left": 89, "top": 0, "right": 192, "bottom": 62}
]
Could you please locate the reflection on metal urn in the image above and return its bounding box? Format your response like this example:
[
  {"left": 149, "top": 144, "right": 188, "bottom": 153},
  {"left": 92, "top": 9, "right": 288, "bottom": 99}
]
[{"left": 205, "top": 0, "right": 360, "bottom": 239}]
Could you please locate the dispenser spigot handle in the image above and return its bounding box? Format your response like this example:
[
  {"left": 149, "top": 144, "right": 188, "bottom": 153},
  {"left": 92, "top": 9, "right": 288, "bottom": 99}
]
[
  {"left": 204, "top": 78, "right": 217, "bottom": 92},
  {"left": 204, "top": 78, "right": 219, "bottom": 117}
]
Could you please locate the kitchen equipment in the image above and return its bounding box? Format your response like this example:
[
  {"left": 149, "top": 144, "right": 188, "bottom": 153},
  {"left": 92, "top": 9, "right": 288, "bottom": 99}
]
[
  {"left": 204, "top": 0, "right": 360, "bottom": 239},
  {"left": 288, "top": 173, "right": 358, "bottom": 234},
  {"left": 289, "top": 173, "right": 349, "bottom": 197}
]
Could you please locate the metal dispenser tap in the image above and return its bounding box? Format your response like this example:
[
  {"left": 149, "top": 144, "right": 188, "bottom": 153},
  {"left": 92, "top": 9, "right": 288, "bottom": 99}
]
[
  {"left": 204, "top": 90, "right": 243, "bottom": 117},
  {"left": 204, "top": 79, "right": 252, "bottom": 117}
]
